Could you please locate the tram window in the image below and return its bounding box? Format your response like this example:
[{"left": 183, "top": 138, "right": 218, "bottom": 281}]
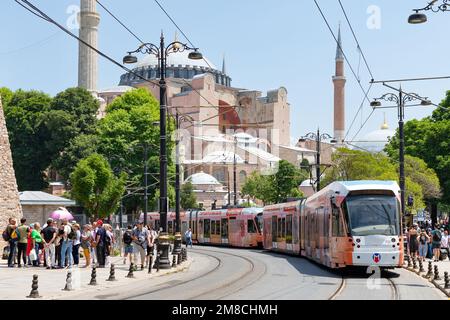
[
  {"left": 199, "top": 220, "right": 203, "bottom": 235},
  {"left": 211, "top": 221, "right": 216, "bottom": 235},
  {"left": 204, "top": 219, "right": 211, "bottom": 238},
  {"left": 168, "top": 221, "right": 173, "bottom": 234},
  {"left": 332, "top": 207, "right": 343, "bottom": 237},
  {"left": 221, "top": 218, "right": 228, "bottom": 238},
  {"left": 282, "top": 218, "right": 286, "bottom": 239},
  {"left": 278, "top": 218, "right": 282, "bottom": 239},
  {"left": 247, "top": 219, "right": 256, "bottom": 233},
  {"left": 272, "top": 216, "right": 277, "bottom": 242},
  {"left": 286, "top": 215, "right": 293, "bottom": 244}
]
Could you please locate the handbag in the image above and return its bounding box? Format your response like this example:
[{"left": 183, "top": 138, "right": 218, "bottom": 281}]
[{"left": 29, "top": 249, "right": 37, "bottom": 261}]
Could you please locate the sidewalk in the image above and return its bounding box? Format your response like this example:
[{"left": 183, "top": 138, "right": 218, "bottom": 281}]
[
  {"left": 0, "top": 254, "right": 192, "bottom": 300},
  {"left": 403, "top": 256, "right": 450, "bottom": 297}
]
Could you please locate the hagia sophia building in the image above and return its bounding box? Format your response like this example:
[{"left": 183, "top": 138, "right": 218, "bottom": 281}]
[{"left": 76, "top": 0, "right": 390, "bottom": 208}]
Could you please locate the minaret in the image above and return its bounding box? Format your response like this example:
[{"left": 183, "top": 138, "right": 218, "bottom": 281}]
[
  {"left": 78, "top": 0, "right": 100, "bottom": 93},
  {"left": 333, "top": 25, "right": 346, "bottom": 145},
  {"left": 222, "top": 54, "right": 226, "bottom": 74}
]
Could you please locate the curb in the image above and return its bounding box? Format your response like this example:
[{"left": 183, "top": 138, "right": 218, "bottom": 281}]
[{"left": 403, "top": 263, "right": 450, "bottom": 298}]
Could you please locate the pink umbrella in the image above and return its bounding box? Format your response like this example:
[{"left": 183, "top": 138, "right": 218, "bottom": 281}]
[{"left": 50, "top": 207, "right": 74, "bottom": 221}]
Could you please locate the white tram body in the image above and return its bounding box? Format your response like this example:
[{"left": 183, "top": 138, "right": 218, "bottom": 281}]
[{"left": 263, "top": 181, "right": 404, "bottom": 269}]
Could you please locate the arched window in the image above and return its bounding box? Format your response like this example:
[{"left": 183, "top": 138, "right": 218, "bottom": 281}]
[{"left": 239, "top": 170, "right": 247, "bottom": 183}]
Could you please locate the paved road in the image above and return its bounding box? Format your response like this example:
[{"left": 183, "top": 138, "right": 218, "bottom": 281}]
[{"left": 122, "top": 246, "right": 445, "bottom": 300}]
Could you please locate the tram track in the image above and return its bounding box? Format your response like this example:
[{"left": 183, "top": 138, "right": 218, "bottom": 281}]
[{"left": 328, "top": 276, "right": 346, "bottom": 300}]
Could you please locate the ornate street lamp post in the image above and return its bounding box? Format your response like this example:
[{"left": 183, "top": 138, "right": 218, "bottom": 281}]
[
  {"left": 298, "top": 129, "right": 336, "bottom": 192},
  {"left": 371, "top": 90, "right": 431, "bottom": 226},
  {"left": 409, "top": 0, "right": 450, "bottom": 24},
  {"left": 124, "top": 32, "right": 203, "bottom": 269}
]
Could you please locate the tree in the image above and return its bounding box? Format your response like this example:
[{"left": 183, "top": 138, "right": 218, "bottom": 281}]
[
  {"left": 5, "top": 90, "right": 53, "bottom": 190},
  {"left": 70, "top": 154, "right": 127, "bottom": 219},
  {"left": 180, "top": 182, "right": 197, "bottom": 210},
  {"left": 241, "top": 161, "right": 307, "bottom": 205}
]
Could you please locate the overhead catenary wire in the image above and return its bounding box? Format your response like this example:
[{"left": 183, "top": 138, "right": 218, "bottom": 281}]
[{"left": 15, "top": 0, "right": 160, "bottom": 89}]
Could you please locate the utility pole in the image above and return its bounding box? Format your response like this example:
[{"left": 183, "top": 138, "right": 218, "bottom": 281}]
[
  {"left": 143, "top": 143, "right": 148, "bottom": 227},
  {"left": 233, "top": 137, "right": 237, "bottom": 206}
]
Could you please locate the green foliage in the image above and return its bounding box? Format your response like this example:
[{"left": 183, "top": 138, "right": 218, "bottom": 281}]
[
  {"left": 106, "top": 88, "right": 158, "bottom": 113},
  {"left": 180, "top": 182, "right": 197, "bottom": 210},
  {"left": 385, "top": 90, "right": 450, "bottom": 206},
  {"left": 0, "top": 87, "right": 13, "bottom": 106},
  {"left": 70, "top": 154, "right": 127, "bottom": 218},
  {"left": 242, "top": 160, "right": 307, "bottom": 205},
  {"left": 151, "top": 186, "right": 176, "bottom": 212},
  {"left": 5, "top": 90, "right": 53, "bottom": 190}
]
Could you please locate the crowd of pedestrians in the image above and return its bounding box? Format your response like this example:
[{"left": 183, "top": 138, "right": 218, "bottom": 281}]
[
  {"left": 407, "top": 220, "right": 450, "bottom": 263},
  {"left": 3, "top": 217, "right": 116, "bottom": 269}
]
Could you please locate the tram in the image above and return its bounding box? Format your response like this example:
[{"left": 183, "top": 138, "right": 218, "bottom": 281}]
[
  {"left": 262, "top": 181, "right": 404, "bottom": 269},
  {"left": 144, "top": 207, "right": 264, "bottom": 248}
]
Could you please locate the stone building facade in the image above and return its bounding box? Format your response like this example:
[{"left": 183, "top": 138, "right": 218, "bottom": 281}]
[{"left": 0, "top": 97, "right": 23, "bottom": 250}]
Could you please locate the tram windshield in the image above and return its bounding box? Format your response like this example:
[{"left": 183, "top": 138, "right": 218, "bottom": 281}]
[{"left": 344, "top": 195, "right": 400, "bottom": 236}]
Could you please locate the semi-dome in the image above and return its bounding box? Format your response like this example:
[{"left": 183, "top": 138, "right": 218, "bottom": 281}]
[
  {"left": 356, "top": 120, "right": 395, "bottom": 153},
  {"left": 185, "top": 172, "right": 221, "bottom": 185}
]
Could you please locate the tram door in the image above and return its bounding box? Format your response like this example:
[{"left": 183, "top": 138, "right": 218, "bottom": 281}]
[
  {"left": 272, "top": 216, "right": 278, "bottom": 249},
  {"left": 221, "top": 218, "right": 229, "bottom": 245}
]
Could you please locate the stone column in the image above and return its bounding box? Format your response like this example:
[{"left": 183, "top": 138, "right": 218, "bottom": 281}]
[
  {"left": 78, "top": 0, "right": 100, "bottom": 93},
  {"left": 0, "top": 97, "right": 23, "bottom": 250}
]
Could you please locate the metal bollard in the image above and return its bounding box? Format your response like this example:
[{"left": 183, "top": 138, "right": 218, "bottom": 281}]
[
  {"left": 434, "top": 265, "right": 441, "bottom": 280},
  {"left": 407, "top": 255, "right": 412, "bottom": 268},
  {"left": 27, "top": 275, "right": 41, "bottom": 298},
  {"left": 156, "top": 252, "right": 160, "bottom": 273},
  {"left": 172, "top": 255, "right": 177, "bottom": 268},
  {"left": 126, "top": 263, "right": 135, "bottom": 278},
  {"left": 412, "top": 257, "right": 417, "bottom": 270},
  {"left": 148, "top": 254, "right": 153, "bottom": 274},
  {"left": 185, "top": 248, "right": 188, "bottom": 260},
  {"left": 62, "top": 271, "right": 73, "bottom": 291},
  {"left": 107, "top": 264, "right": 116, "bottom": 281},
  {"left": 177, "top": 252, "right": 182, "bottom": 265},
  {"left": 426, "top": 261, "right": 433, "bottom": 278},
  {"left": 419, "top": 259, "right": 425, "bottom": 273},
  {"left": 445, "top": 272, "right": 450, "bottom": 289},
  {"left": 89, "top": 266, "right": 97, "bottom": 285},
  {"left": 181, "top": 248, "right": 186, "bottom": 262}
]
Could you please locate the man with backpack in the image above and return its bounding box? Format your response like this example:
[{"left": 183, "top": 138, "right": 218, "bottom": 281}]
[
  {"left": 432, "top": 225, "right": 442, "bottom": 262},
  {"left": 3, "top": 218, "right": 18, "bottom": 267},
  {"left": 122, "top": 225, "right": 134, "bottom": 265}
]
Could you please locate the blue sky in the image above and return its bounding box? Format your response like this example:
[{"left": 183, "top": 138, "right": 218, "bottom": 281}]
[{"left": 1, "top": 0, "right": 449, "bottom": 143}]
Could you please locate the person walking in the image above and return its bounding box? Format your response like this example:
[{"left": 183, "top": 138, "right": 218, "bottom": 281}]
[
  {"left": 30, "top": 223, "right": 43, "bottom": 267},
  {"left": 185, "top": 228, "right": 193, "bottom": 248},
  {"left": 72, "top": 224, "right": 81, "bottom": 267},
  {"left": 441, "top": 229, "right": 449, "bottom": 261},
  {"left": 94, "top": 220, "right": 107, "bottom": 268},
  {"left": 81, "top": 224, "right": 92, "bottom": 268},
  {"left": 432, "top": 226, "right": 442, "bottom": 262},
  {"left": 41, "top": 219, "right": 57, "bottom": 269},
  {"left": 59, "top": 219, "right": 74, "bottom": 268},
  {"left": 132, "top": 222, "right": 148, "bottom": 270},
  {"left": 122, "top": 225, "right": 134, "bottom": 265},
  {"left": 5, "top": 218, "right": 18, "bottom": 268},
  {"left": 418, "top": 230, "right": 430, "bottom": 262},
  {"left": 16, "top": 218, "right": 30, "bottom": 268}
]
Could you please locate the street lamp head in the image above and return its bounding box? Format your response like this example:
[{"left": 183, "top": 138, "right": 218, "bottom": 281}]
[
  {"left": 408, "top": 11, "right": 427, "bottom": 24},
  {"left": 123, "top": 54, "right": 138, "bottom": 64},
  {"left": 330, "top": 139, "right": 338, "bottom": 145},
  {"left": 421, "top": 98, "right": 432, "bottom": 106},
  {"left": 370, "top": 100, "right": 382, "bottom": 108},
  {"left": 298, "top": 137, "right": 307, "bottom": 143},
  {"left": 188, "top": 50, "right": 203, "bottom": 60}
]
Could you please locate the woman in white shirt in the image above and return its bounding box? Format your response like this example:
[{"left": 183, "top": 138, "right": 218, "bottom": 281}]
[{"left": 72, "top": 224, "right": 82, "bottom": 267}]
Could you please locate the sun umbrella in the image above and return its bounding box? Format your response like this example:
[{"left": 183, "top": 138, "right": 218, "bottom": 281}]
[{"left": 50, "top": 207, "right": 74, "bottom": 221}]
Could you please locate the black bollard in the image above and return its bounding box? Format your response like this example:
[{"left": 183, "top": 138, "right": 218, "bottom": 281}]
[
  {"left": 434, "top": 265, "right": 441, "bottom": 280},
  {"left": 107, "top": 264, "right": 116, "bottom": 281},
  {"left": 419, "top": 259, "right": 425, "bottom": 273},
  {"left": 426, "top": 261, "right": 433, "bottom": 278},
  {"left": 177, "top": 252, "right": 182, "bottom": 265},
  {"left": 185, "top": 248, "right": 188, "bottom": 260},
  {"left": 172, "top": 255, "right": 177, "bottom": 268},
  {"left": 62, "top": 271, "right": 73, "bottom": 291},
  {"left": 89, "top": 266, "right": 97, "bottom": 286},
  {"left": 148, "top": 254, "right": 153, "bottom": 274},
  {"left": 27, "top": 275, "right": 41, "bottom": 298},
  {"left": 156, "top": 252, "right": 160, "bottom": 273},
  {"left": 445, "top": 272, "right": 450, "bottom": 289},
  {"left": 412, "top": 257, "right": 417, "bottom": 270},
  {"left": 126, "top": 263, "right": 135, "bottom": 278},
  {"left": 407, "top": 255, "right": 412, "bottom": 268}
]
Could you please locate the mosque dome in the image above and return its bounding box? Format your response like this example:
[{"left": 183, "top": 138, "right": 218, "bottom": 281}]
[
  {"left": 119, "top": 50, "right": 231, "bottom": 87},
  {"left": 355, "top": 119, "right": 395, "bottom": 153},
  {"left": 185, "top": 172, "right": 221, "bottom": 186}
]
